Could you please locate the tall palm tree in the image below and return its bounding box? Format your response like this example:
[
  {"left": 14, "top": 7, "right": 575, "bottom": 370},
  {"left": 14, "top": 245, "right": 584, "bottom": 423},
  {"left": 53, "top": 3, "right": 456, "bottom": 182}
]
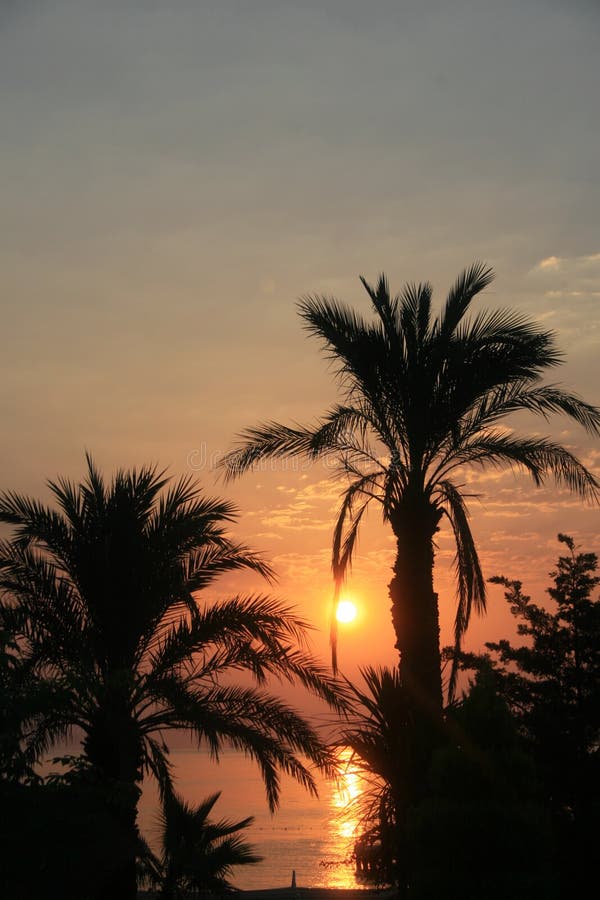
[
  {"left": 0, "top": 456, "right": 346, "bottom": 900},
  {"left": 140, "top": 790, "right": 262, "bottom": 897},
  {"left": 223, "top": 263, "right": 600, "bottom": 715}
]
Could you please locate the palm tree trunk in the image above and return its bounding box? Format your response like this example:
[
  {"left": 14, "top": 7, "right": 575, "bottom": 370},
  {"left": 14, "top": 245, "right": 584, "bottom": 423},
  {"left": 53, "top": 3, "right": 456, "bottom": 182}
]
[
  {"left": 388, "top": 499, "right": 444, "bottom": 895},
  {"left": 101, "top": 797, "right": 139, "bottom": 900},
  {"left": 83, "top": 708, "right": 143, "bottom": 900},
  {"left": 389, "top": 498, "right": 444, "bottom": 718}
]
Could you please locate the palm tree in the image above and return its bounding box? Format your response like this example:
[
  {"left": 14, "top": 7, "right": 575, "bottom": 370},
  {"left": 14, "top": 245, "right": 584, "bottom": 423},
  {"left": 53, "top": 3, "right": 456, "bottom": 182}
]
[
  {"left": 340, "top": 666, "right": 411, "bottom": 889},
  {"left": 223, "top": 263, "right": 600, "bottom": 716},
  {"left": 140, "top": 790, "right": 262, "bottom": 897},
  {"left": 0, "top": 456, "right": 346, "bottom": 900}
]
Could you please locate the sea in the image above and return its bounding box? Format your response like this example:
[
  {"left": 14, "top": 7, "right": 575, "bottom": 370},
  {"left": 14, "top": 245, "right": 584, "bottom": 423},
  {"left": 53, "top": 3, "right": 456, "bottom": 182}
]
[{"left": 138, "top": 747, "right": 370, "bottom": 890}]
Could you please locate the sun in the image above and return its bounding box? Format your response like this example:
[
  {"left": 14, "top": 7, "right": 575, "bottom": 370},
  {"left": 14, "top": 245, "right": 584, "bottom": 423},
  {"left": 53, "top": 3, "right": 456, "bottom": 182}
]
[{"left": 336, "top": 599, "right": 357, "bottom": 624}]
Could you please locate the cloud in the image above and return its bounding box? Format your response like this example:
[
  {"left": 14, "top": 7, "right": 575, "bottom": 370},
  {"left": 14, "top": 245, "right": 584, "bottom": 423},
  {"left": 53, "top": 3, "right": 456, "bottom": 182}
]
[
  {"left": 533, "top": 252, "right": 600, "bottom": 272},
  {"left": 530, "top": 251, "right": 600, "bottom": 300},
  {"left": 260, "top": 511, "right": 332, "bottom": 531},
  {"left": 271, "top": 549, "right": 332, "bottom": 583},
  {"left": 253, "top": 475, "right": 351, "bottom": 532},
  {"left": 295, "top": 478, "right": 347, "bottom": 503},
  {"left": 272, "top": 545, "right": 395, "bottom": 585},
  {"left": 537, "top": 255, "right": 561, "bottom": 271},
  {"left": 487, "top": 529, "right": 542, "bottom": 544}
]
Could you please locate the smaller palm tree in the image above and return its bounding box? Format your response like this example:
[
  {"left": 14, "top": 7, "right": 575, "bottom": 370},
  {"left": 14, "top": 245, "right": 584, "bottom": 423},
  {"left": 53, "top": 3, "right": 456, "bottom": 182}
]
[
  {"left": 140, "top": 790, "right": 262, "bottom": 897},
  {"left": 0, "top": 456, "right": 347, "bottom": 900},
  {"left": 339, "top": 666, "right": 412, "bottom": 889}
]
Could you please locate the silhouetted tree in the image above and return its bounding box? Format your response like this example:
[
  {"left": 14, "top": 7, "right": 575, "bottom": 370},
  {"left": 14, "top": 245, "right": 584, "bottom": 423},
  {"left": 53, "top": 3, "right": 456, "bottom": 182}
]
[
  {"left": 340, "top": 663, "right": 555, "bottom": 898},
  {"left": 224, "top": 263, "right": 599, "bottom": 766},
  {"left": 140, "top": 790, "right": 262, "bottom": 897},
  {"left": 408, "top": 669, "right": 556, "bottom": 900},
  {"left": 0, "top": 457, "right": 346, "bottom": 900},
  {"left": 0, "top": 626, "right": 32, "bottom": 781},
  {"left": 453, "top": 534, "right": 600, "bottom": 895},
  {"left": 0, "top": 758, "right": 134, "bottom": 900}
]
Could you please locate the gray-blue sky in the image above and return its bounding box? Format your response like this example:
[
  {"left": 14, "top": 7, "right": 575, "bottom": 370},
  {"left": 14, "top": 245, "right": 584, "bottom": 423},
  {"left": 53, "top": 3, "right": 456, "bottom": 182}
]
[{"left": 1, "top": 0, "right": 599, "bottom": 670}]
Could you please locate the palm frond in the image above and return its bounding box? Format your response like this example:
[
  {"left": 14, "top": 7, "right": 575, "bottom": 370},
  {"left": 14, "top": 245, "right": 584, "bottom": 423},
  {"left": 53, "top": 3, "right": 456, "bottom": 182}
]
[
  {"left": 311, "top": 403, "right": 374, "bottom": 453},
  {"left": 46, "top": 476, "right": 84, "bottom": 531},
  {"left": 221, "top": 420, "right": 322, "bottom": 480},
  {"left": 0, "top": 492, "right": 72, "bottom": 557},
  {"left": 297, "top": 294, "right": 372, "bottom": 364},
  {"left": 398, "top": 281, "right": 433, "bottom": 363},
  {"left": 436, "top": 262, "right": 495, "bottom": 339},
  {"left": 436, "top": 481, "right": 486, "bottom": 702},
  {"left": 329, "top": 474, "right": 383, "bottom": 673},
  {"left": 146, "top": 594, "right": 308, "bottom": 679},
  {"left": 182, "top": 542, "right": 275, "bottom": 591},
  {"left": 455, "top": 433, "right": 600, "bottom": 501},
  {"left": 145, "top": 600, "right": 349, "bottom": 718},
  {"left": 145, "top": 680, "right": 335, "bottom": 811},
  {"left": 490, "top": 383, "right": 600, "bottom": 435},
  {"left": 0, "top": 545, "right": 91, "bottom": 670},
  {"left": 360, "top": 274, "right": 404, "bottom": 356},
  {"left": 222, "top": 404, "right": 384, "bottom": 483},
  {"left": 142, "top": 734, "right": 175, "bottom": 801},
  {"left": 149, "top": 790, "right": 262, "bottom": 894}
]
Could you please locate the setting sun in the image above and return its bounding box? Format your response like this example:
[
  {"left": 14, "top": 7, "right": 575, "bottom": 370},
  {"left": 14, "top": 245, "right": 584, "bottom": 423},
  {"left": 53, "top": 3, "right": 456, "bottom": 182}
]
[{"left": 336, "top": 599, "right": 357, "bottom": 624}]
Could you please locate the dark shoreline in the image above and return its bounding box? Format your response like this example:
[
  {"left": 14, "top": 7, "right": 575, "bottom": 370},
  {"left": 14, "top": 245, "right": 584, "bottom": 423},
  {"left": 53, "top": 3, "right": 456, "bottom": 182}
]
[
  {"left": 239, "top": 890, "right": 394, "bottom": 899},
  {"left": 140, "top": 890, "right": 394, "bottom": 899}
]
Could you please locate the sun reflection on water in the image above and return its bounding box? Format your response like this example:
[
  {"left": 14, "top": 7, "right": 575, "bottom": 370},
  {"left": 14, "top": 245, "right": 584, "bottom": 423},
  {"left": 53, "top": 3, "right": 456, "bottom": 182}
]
[{"left": 320, "top": 746, "right": 364, "bottom": 888}]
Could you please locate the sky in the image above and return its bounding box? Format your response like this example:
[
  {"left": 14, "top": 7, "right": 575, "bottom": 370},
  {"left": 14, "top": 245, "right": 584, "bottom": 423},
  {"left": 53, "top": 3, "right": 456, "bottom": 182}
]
[{"left": 1, "top": 0, "right": 599, "bottom": 699}]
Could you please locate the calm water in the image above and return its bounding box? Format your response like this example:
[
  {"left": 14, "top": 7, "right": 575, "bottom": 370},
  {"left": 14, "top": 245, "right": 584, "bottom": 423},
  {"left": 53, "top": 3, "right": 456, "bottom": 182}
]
[{"left": 138, "top": 747, "right": 367, "bottom": 890}]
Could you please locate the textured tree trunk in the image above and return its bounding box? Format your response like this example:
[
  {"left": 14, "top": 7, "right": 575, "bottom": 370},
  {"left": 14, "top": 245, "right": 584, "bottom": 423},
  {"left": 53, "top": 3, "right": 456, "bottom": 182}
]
[
  {"left": 388, "top": 495, "right": 444, "bottom": 897},
  {"left": 101, "top": 796, "right": 140, "bottom": 900},
  {"left": 388, "top": 495, "right": 444, "bottom": 718}
]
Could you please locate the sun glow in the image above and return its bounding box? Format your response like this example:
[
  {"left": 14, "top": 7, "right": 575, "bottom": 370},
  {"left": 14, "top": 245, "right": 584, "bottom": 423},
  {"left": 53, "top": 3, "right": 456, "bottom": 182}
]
[{"left": 336, "top": 599, "right": 357, "bottom": 624}]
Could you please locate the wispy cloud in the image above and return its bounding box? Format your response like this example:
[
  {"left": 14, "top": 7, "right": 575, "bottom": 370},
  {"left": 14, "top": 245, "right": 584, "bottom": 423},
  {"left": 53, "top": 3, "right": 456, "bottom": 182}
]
[
  {"left": 254, "top": 476, "right": 350, "bottom": 533},
  {"left": 536, "top": 255, "right": 561, "bottom": 271},
  {"left": 530, "top": 251, "right": 600, "bottom": 300},
  {"left": 533, "top": 252, "right": 600, "bottom": 272}
]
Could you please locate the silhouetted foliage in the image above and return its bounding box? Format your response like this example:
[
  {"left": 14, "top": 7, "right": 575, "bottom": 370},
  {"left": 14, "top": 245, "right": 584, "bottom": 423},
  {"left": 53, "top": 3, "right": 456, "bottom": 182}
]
[
  {"left": 0, "top": 761, "right": 135, "bottom": 900},
  {"left": 451, "top": 534, "right": 600, "bottom": 896},
  {"left": 408, "top": 669, "right": 557, "bottom": 900},
  {"left": 0, "top": 626, "right": 35, "bottom": 782},
  {"left": 341, "top": 664, "right": 556, "bottom": 898},
  {"left": 0, "top": 457, "right": 346, "bottom": 900},
  {"left": 140, "top": 790, "right": 262, "bottom": 897}
]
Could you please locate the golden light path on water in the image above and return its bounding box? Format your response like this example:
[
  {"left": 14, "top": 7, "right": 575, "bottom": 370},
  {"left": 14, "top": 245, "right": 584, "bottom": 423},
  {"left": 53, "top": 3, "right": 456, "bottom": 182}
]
[
  {"left": 331, "top": 746, "right": 362, "bottom": 839},
  {"left": 322, "top": 746, "right": 365, "bottom": 888},
  {"left": 138, "top": 746, "right": 371, "bottom": 890}
]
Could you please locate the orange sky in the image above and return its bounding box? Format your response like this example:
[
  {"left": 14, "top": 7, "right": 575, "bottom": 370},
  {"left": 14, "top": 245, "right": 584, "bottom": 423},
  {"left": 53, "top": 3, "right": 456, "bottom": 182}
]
[{"left": 1, "top": 1, "right": 599, "bottom": 704}]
